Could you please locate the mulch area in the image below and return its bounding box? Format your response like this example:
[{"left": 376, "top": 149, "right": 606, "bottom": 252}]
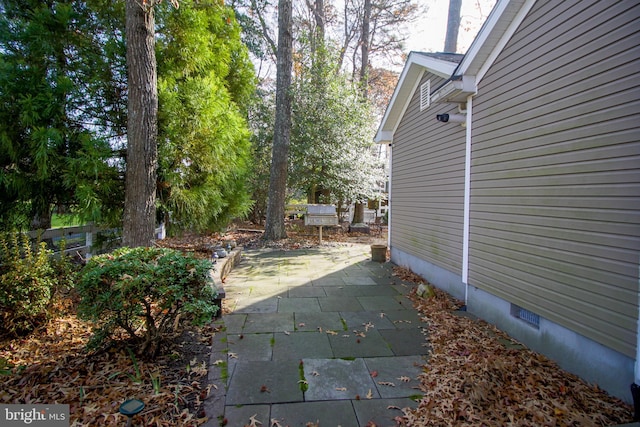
[
  {"left": 0, "top": 294, "right": 215, "bottom": 426},
  {"left": 0, "top": 223, "right": 634, "bottom": 426}
]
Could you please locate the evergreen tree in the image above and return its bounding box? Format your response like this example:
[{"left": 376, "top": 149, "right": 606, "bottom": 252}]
[
  {"left": 0, "top": 0, "right": 123, "bottom": 230},
  {"left": 156, "top": 0, "right": 256, "bottom": 233}
]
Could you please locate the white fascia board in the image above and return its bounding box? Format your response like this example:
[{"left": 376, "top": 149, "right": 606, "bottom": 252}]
[
  {"left": 431, "top": 75, "right": 478, "bottom": 104},
  {"left": 411, "top": 53, "right": 459, "bottom": 79},
  {"left": 456, "top": 0, "right": 535, "bottom": 82},
  {"left": 476, "top": 0, "right": 537, "bottom": 82},
  {"left": 374, "top": 130, "right": 394, "bottom": 144},
  {"left": 374, "top": 52, "right": 458, "bottom": 144}
]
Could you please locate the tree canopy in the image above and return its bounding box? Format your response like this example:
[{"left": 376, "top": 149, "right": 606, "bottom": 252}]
[
  {"left": 156, "top": 0, "right": 256, "bottom": 233},
  {"left": 0, "top": 0, "right": 124, "bottom": 230},
  {"left": 0, "top": 0, "right": 255, "bottom": 235}
]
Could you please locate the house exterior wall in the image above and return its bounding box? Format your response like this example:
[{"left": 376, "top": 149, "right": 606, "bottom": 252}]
[
  {"left": 469, "top": 0, "right": 640, "bottom": 360},
  {"left": 391, "top": 72, "right": 466, "bottom": 278},
  {"left": 387, "top": 0, "right": 640, "bottom": 402}
]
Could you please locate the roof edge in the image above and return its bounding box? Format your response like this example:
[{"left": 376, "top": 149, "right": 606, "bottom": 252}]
[{"left": 374, "top": 52, "right": 459, "bottom": 143}]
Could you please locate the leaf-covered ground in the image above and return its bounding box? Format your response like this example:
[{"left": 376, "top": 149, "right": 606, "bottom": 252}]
[
  {"left": 0, "top": 295, "right": 215, "bottom": 426},
  {"left": 1, "top": 226, "right": 634, "bottom": 426},
  {"left": 393, "top": 266, "right": 634, "bottom": 426}
]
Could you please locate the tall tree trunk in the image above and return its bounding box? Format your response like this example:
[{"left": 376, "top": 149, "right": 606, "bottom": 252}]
[
  {"left": 444, "top": 0, "right": 462, "bottom": 53},
  {"left": 264, "top": 0, "right": 293, "bottom": 241},
  {"left": 351, "top": 0, "right": 371, "bottom": 226},
  {"left": 352, "top": 202, "right": 365, "bottom": 224},
  {"left": 123, "top": 0, "right": 158, "bottom": 247},
  {"left": 30, "top": 205, "right": 52, "bottom": 230},
  {"left": 359, "top": 0, "right": 371, "bottom": 98}
]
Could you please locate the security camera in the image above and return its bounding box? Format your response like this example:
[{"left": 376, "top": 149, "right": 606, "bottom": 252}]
[{"left": 436, "top": 113, "right": 466, "bottom": 123}]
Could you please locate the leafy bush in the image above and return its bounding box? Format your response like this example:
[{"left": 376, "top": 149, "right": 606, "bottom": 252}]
[
  {"left": 50, "top": 239, "right": 80, "bottom": 293},
  {"left": 0, "top": 232, "right": 56, "bottom": 335},
  {"left": 77, "top": 247, "right": 218, "bottom": 357}
]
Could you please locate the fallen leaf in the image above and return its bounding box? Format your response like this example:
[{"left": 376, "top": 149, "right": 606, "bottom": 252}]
[
  {"left": 326, "top": 330, "right": 338, "bottom": 336},
  {"left": 366, "top": 389, "right": 373, "bottom": 399},
  {"left": 283, "top": 331, "right": 290, "bottom": 336},
  {"left": 311, "top": 371, "right": 320, "bottom": 377},
  {"left": 398, "top": 376, "right": 411, "bottom": 383},
  {"left": 247, "top": 413, "right": 263, "bottom": 426},
  {"left": 335, "top": 387, "right": 347, "bottom": 391},
  {"left": 378, "top": 381, "right": 396, "bottom": 387},
  {"left": 271, "top": 419, "right": 283, "bottom": 427}
]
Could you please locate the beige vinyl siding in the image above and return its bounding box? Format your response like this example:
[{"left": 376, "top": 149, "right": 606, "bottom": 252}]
[
  {"left": 469, "top": 0, "right": 640, "bottom": 357},
  {"left": 392, "top": 73, "right": 466, "bottom": 273}
]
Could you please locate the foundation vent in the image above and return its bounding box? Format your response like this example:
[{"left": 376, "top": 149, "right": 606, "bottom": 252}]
[{"left": 511, "top": 304, "right": 540, "bottom": 328}]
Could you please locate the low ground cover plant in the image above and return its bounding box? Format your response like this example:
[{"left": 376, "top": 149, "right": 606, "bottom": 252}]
[{"left": 77, "top": 246, "right": 218, "bottom": 357}]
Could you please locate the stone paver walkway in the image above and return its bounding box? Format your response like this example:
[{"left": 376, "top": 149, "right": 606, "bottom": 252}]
[{"left": 205, "top": 243, "right": 427, "bottom": 427}]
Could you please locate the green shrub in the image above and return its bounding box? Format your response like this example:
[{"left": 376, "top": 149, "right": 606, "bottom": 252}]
[
  {"left": 50, "top": 239, "right": 80, "bottom": 293},
  {"left": 77, "top": 247, "right": 218, "bottom": 357},
  {"left": 0, "top": 232, "right": 56, "bottom": 335}
]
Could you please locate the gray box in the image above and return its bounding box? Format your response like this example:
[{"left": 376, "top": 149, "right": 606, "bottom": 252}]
[{"left": 305, "top": 204, "right": 338, "bottom": 226}]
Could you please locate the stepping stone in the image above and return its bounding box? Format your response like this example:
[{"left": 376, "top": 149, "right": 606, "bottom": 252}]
[
  {"left": 272, "top": 331, "right": 333, "bottom": 360},
  {"left": 271, "top": 400, "right": 359, "bottom": 426},
  {"left": 378, "top": 328, "right": 430, "bottom": 356},
  {"left": 220, "top": 313, "right": 246, "bottom": 333},
  {"left": 311, "top": 277, "right": 347, "bottom": 287},
  {"left": 319, "top": 296, "right": 365, "bottom": 312},
  {"left": 243, "top": 312, "right": 294, "bottom": 333},
  {"left": 302, "top": 358, "right": 380, "bottom": 401},
  {"left": 364, "top": 356, "right": 426, "bottom": 398},
  {"left": 223, "top": 405, "right": 270, "bottom": 427},
  {"left": 339, "top": 311, "right": 396, "bottom": 331},
  {"left": 294, "top": 312, "right": 345, "bottom": 332},
  {"left": 344, "top": 276, "right": 378, "bottom": 286},
  {"left": 227, "top": 333, "right": 273, "bottom": 361},
  {"left": 353, "top": 398, "right": 419, "bottom": 426},
  {"left": 278, "top": 297, "right": 322, "bottom": 313},
  {"left": 226, "top": 360, "right": 302, "bottom": 405},
  {"left": 288, "top": 286, "right": 326, "bottom": 298},
  {"left": 246, "top": 285, "right": 285, "bottom": 297},
  {"left": 358, "top": 295, "right": 407, "bottom": 311},
  {"left": 384, "top": 309, "right": 428, "bottom": 329},
  {"left": 328, "top": 329, "right": 394, "bottom": 358},
  {"left": 233, "top": 297, "right": 279, "bottom": 314},
  {"left": 324, "top": 285, "right": 399, "bottom": 297},
  {"left": 280, "top": 276, "right": 314, "bottom": 287}
]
